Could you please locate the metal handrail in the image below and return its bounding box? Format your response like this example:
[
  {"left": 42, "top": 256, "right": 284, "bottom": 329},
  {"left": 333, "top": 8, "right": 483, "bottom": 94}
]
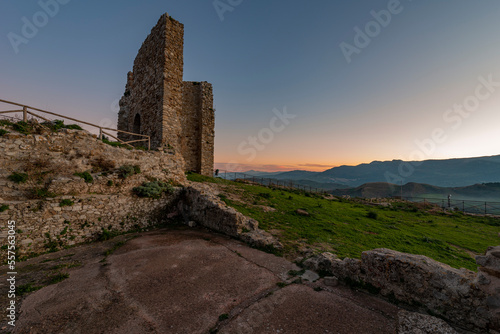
[{"left": 0, "top": 98, "right": 150, "bottom": 150}]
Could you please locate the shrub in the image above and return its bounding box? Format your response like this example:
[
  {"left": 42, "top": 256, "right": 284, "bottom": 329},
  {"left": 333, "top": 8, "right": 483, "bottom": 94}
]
[
  {"left": 41, "top": 120, "right": 83, "bottom": 131},
  {"left": 29, "top": 188, "right": 56, "bottom": 199},
  {"left": 0, "top": 204, "right": 9, "bottom": 212},
  {"left": 0, "top": 128, "right": 9, "bottom": 136},
  {"left": 8, "top": 172, "right": 28, "bottom": 183},
  {"left": 367, "top": 211, "right": 378, "bottom": 220},
  {"left": 74, "top": 171, "right": 93, "bottom": 183},
  {"left": 258, "top": 192, "right": 271, "bottom": 199},
  {"left": 118, "top": 165, "right": 140, "bottom": 179},
  {"left": 133, "top": 181, "right": 174, "bottom": 199},
  {"left": 107, "top": 180, "right": 114, "bottom": 186},
  {"left": 0, "top": 120, "right": 13, "bottom": 126},
  {"left": 91, "top": 156, "right": 116, "bottom": 172},
  {"left": 13, "top": 121, "right": 32, "bottom": 135},
  {"left": 59, "top": 199, "right": 74, "bottom": 207}
]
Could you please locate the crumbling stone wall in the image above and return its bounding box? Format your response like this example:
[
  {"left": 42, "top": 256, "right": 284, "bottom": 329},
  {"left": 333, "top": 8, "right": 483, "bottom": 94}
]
[
  {"left": 0, "top": 127, "right": 186, "bottom": 255},
  {"left": 181, "top": 82, "right": 215, "bottom": 174},
  {"left": 118, "top": 13, "right": 214, "bottom": 176}
]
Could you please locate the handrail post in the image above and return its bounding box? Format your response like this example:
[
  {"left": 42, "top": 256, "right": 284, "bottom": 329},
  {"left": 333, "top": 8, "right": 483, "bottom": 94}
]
[
  {"left": 23, "top": 106, "right": 27, "bottom": 122},
  {"left": 99, "top": 128, "right": 103, "bottom": 140}
]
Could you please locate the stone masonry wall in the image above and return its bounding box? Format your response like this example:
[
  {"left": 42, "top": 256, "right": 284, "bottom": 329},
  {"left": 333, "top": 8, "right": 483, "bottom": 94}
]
[
  {"left": 0, "top": 126, "right": 186, "bottom": 255},
  {"left": 118, "top": 14, "right": 172, "bottom": 149},
  {"left": 1, "top": 194, "right": 178, "bottom": 256},
  {"left": 198, "top": 82, "right": 215, "bottom": 176},
  {"left": 180, "top": 81, "right": 214, "bottom": 175}
]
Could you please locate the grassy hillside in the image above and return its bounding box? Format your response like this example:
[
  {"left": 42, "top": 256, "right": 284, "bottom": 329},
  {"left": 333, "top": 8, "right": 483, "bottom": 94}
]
[{"left": 188, "top": 174, "right": 500, "bottom": 271}]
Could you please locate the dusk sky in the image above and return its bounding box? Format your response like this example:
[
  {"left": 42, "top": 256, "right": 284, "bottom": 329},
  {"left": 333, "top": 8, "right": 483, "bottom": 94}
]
[{"left": 1, "top": 1, "right": 500, "bottom": 172}]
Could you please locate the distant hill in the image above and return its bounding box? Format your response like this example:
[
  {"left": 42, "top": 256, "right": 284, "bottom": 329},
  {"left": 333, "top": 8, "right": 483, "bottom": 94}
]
[
  {"left": 246, "top": 154, "right": 500, "bottom": 188},
  {"left": 332, "top": 182, "right": 500, "bottom": 202}
]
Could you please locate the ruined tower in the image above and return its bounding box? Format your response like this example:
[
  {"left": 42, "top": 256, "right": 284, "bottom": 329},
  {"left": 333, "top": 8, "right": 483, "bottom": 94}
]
[{"left": 118, "top": 13, "right": 215, "bottom": 176}]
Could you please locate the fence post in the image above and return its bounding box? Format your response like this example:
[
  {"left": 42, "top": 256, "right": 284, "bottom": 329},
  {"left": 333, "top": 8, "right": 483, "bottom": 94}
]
[
  {"left": 485, "top": 202, "right": 487, "bottom": 215},
  {"left": 23, "top": 106, "right": 27, "bottom": 122},
  {"left": 98, "top": 128, "right": 103, "bottom": 140}
]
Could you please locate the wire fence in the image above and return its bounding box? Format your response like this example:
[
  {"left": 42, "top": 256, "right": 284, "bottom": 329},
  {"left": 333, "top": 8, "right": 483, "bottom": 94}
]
[
  {"left": 405, "top": 197, "right": 500, "bottom": 216},
  {"left": 215, "top": 170, "right": 328, "bottom": 194}
]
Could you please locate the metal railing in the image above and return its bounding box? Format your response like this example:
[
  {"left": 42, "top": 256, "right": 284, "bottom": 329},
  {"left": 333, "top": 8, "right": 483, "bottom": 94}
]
[
  {"left": 0, "top": 98, "right": 150, "bottom": 150},
  {"left": 405, "top": 196, "right": 500, "bottom": 216},
  {"left": 214, "top": 170, "right": 328, "bottom": 194}
]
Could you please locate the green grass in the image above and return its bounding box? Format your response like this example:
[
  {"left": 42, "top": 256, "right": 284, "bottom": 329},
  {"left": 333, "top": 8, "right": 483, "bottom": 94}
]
[
  {"left": 188, "top": 174, "right": 499, "bottom": 271},
  {"left": 59, "top": 199, "right": 74, "bottom": 207},
  {"left": 8, "top": 172, "right": 28, "bottom": 183}
]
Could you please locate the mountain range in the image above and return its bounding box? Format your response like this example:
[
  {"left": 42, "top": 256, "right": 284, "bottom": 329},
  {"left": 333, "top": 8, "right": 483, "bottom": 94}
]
[{"left": 244, "top": 155, "right": 500, "bottom": 189}]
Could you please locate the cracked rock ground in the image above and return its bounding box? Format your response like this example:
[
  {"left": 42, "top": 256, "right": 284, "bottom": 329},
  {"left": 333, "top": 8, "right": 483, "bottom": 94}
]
[{"left": 10, "top": 228, "right": 400, "bottom": 334}]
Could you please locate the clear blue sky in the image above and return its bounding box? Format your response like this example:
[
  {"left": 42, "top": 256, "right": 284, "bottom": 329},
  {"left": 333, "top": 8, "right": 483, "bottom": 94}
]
[{"left": 1, "top": 0, "right": 500, "bottom": 171}]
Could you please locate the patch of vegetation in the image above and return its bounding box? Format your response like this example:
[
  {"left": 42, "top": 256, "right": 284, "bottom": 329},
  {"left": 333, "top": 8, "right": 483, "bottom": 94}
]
[
  {"left": 367, "top": 211, "right": 378, "bottom": 220},
  {"left": 0, "top": 119, "right": 13, "bottom": 126},
  {"left": 8, "top": 172, "right": 28, "bottom": 183},
  {"left": 91, "top": 156, "right": 116, "bottom": 172},
  {"left": 74, "top": 171, "right": 93, "bottom": 183},
  {"left": 218, "top": 314, "right": 229, "bottom": 321},
  {"left": 47, "top": 272, "right": 69, "bottom": 285},
  {"left": 41, "top": 120, "right": 83, "bottom": 131},
  {"left": 133, "top": 181, "right": 174, "bottom": 199},
  {"left": 187, "top": 173, "right": 500, "bottom": 271},
  {"left": 102, "top": 136, "right": 128, "bottom": 148},
  {"left": 0, "top": 204, "right": 9, "bottom": 212},
  {"left": 17, "top": 283, "right": 43, "bottom": 296},
  {"left": 12, "top": 121, "right": 32, "bottom": 135},
  {"left": 0, "top": 128, "right": 9, "bottom": 136},
  {"left": 107, "top": 180, "right": 114, "bottom": 186},
  {"left": 59, "top": 199, "right": 74, "bottom": 207},
  {"left": 118, "top": 165, "right": 141, "bottom": 179},
  {"left": 29, "top": 187, "right": 56, "bottom": 199},
  {"left": 103, "top": 241, "right": 126, "bottom": 257}
]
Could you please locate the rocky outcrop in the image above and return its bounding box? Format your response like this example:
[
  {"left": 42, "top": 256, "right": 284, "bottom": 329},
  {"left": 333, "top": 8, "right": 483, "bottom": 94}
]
[
  {"left": 397, "top": 310, "right": 458, "bottom": 334},
  {"left": 177, "top": 183, "right": 283, "bottom": 251},
  {"left": 304, "top": 248, "right": 498, "bottom": 332}
]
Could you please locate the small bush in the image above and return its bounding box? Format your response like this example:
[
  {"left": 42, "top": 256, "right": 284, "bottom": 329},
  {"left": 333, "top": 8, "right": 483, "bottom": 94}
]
[
  {"left": 0, "top": 128, "right": 9, "bottom": 136},
  {"left": 8, "top": 172, "right": 28, "bottom": 183},
  {"left": 0, "top": 204, "right": 9, "bottom": 212},
  {"left": 133, "top": 165, "right": 141, "bottom": 174},
  {"left": 97, "top": 228, "right": 114, "bottom": 241},
  {"left": 367, "top": 211, "right": 378, "bottom": 220},
  {"left": 133, "top": 181, "right": 174, "bottom": 199},
  {"left": 107, "top": 180, "right": 114, "bottom": 187},
  {"left": 218, "top": 314, "right": 229, "bottom": 321},
  {"left": 0, "top": 120, "right": 13, "bottom": 126},
  {"left": 59, "top": 199, "right": 74, "bottom": 207},
  {"left": 12, "top": 121, "right": 32, "bottom": 135},
  {"left": 74, "top": 171, "right": 93, "bottom": 183},
  {"left": 41, "top": 120, "right": 83, "bottom": 131},
  {"left": 91, "top": 156, "right": 116, "bottom": 172},
  {"left": 30, "top": 188, "right": 56, "bottom": 199},
  {"left": 118, "top": 165, "right": 137, "bottom": 179},
  {"left": 258, "top": 192, "right": 271, "bottom": 199}
]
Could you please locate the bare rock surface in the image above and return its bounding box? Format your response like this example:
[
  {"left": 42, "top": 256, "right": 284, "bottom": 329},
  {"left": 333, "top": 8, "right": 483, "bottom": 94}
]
[
  {"left": 397, "top": 310, "right": 458, "bottom": 334},
  {"left": 12, "top": 228, "right": 399, "bottom": 334}
]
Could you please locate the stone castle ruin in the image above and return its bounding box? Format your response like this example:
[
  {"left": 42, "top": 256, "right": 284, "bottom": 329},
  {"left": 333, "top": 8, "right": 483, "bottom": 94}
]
[{"left": 118, "top": 13, "right": 215, "bottom": 176}]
